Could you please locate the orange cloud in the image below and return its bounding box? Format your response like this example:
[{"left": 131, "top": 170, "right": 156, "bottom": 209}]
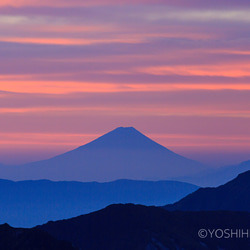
[
  {"left": 0, "top": 36, "right": 143, "bottom": 46},
  {"left": 1, "top": 102, "right": 249, "bottom": 119},
  {"left": 0, "top": 132, "right": 99, "bottom": 146},
  {"left": 0, "top": 81, "right": 126, "bottom": 94},
  {"left": 1, "top": 80, "right": 249, "bottom": 95},
  {"left": 139, "top": 64, "right": 250, "bottom": 77},
  {"left": 127, "top": 83, "right": 250, "bottom": 91},
  {"left": 0, "top": 106, "right": 112, "bottom": 115}
]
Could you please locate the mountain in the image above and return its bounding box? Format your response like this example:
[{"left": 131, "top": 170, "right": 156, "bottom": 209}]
[
  {"left": 0, "top": 223, "right": 76, "bottom": 250},
  {"left": 175, "top": 160, "right": 250, "bottom": 187},
  {"left": 37, "top": 204, "right": 250, "bottom": 250},
  {"left": 0, "top": 127, "right": 207, "bottom": 182},
  {"left": 164, "top": 170, "right": 250, "bottom": 212},
  {"left": 0, "top": 178, "right": 198, "bottom": 228}
]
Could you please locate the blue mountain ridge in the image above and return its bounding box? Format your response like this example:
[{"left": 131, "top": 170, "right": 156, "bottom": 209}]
[{"left": 0, "top": 178, "right": 198, "bottom": 228}]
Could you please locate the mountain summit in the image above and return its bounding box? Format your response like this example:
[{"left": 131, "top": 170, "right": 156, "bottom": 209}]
[
  {"left": 83, "top": 127, "right": 166, "bottom": 150},
  {"left": 2, "top": 127, "right": 207, "bottom": 182}
]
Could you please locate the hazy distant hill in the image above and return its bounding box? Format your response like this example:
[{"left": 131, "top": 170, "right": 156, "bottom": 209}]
[
  {"left": 164, "top": 170, "right": 250, "bottom": 212},
  {"left": 175, "top": 160, "right": 250, "bottom": 187},
  {"left": 0, "top": 127, "right": 207, "bottom": 182},
  {"left": 0, "top": 223, "right": 76, "bottom": 250},
  {"left": 37, "top": 204, "right": 250, "bottom": 250},
  {"left": 0, "top": 178, "right": 198, "bottom": 227}
]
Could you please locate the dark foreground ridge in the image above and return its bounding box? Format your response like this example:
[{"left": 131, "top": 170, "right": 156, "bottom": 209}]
[
  {"left": 37, "top": 203, "right": 250, "bottom": 250},
  {"left": 164, "top": 170, "right": 250, "bottom": 212},
  {"left": 0, "top": 223, "right": 76, "bottom": 250}
]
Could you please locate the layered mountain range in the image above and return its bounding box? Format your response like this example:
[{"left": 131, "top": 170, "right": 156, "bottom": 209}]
[
  {"left": 0, "top": 126, "right": 249, "bottom": 249},
  {"left": 0, "top": 178, "right": 198, "bottom": 228}
]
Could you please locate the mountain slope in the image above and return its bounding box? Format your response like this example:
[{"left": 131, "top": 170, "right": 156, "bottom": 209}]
[
  {"left": 37, "top": 204, "right": 250, "bottom": 250},
  {"left": 175, "top": 160, "right": 250, "bottom": 187},
  {"left": 0, "top": 178, "right": 198, "bottom": 227},
  {"left": 164, "top": 170, "right": 250, "bottom": 212},
  {"left": 1, "top": 127, "right": 207, "bottom": 182}
]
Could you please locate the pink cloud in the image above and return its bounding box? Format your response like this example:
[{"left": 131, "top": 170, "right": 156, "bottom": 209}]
[{"left": 1, "top": 0, "right": 249, "bottom": 8}]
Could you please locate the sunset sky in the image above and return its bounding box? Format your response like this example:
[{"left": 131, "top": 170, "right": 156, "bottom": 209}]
[{"left": 0, "top": 0, "right": 249, "bottom": 166}]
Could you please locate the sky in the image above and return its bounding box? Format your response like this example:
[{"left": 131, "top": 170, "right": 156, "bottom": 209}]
[{"left": 0, "top": 0, "right": 249, "bottom": 167}]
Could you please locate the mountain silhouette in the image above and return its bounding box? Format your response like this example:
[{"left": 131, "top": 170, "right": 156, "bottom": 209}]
[
  {"left": 83, "top": 127, "right": 166, "bottom": 150},
  {"left": 175, "top": 160, "right": 250, "bottom": 187},
  {"left": 1, "top": 127, "right": 207, "bottom": 182},
  {"left": 37, "top": 204, "right": 250, "bottom": 250},
  {"left": 0, "top": 178, "right": 198, "bottom": 227},
  {"left": 164, "top": 170, "right": 250, "bottom": 212},
  {"left": 0, "top": 223, "right": 76, "bottom": 250}
]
